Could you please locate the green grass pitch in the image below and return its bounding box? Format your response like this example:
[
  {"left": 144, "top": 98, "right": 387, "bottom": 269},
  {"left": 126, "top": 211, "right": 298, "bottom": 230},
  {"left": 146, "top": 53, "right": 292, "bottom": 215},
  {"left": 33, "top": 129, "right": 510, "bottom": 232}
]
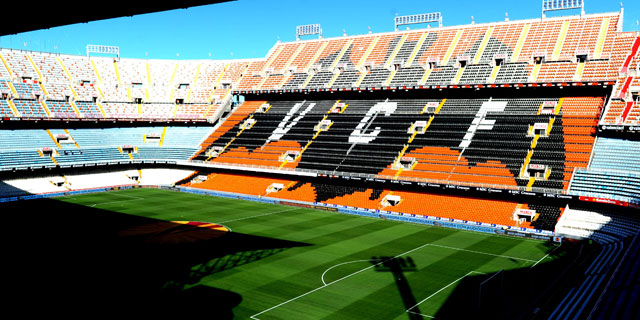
[{"left": 2, "top": 188, "right": 564, "bottom": 318}]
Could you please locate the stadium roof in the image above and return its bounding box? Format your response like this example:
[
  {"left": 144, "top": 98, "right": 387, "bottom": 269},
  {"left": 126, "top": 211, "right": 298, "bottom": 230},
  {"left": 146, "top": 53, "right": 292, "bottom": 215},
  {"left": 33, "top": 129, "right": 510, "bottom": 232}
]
[{"left": 0, "top": 0, "right": 233, "bottom": 36}]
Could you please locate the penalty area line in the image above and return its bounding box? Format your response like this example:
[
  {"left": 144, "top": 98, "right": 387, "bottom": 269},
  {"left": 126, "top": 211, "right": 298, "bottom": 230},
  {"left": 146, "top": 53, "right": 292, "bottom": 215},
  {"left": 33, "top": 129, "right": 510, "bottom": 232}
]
[
  {"left": 531, "top": 244, "right": 561, "bottom": 268},
  {"left": 406, "top": 270, "right": 486, "bottom": 319},
  {"left": 251, "top": 241, "right": 541, "bottom": 319},
  {"left": 407, "top": 310, "right": 435, "bottom": 318},
  {"left": 88, "top": 194, "right": 146, "bottom": 207}
]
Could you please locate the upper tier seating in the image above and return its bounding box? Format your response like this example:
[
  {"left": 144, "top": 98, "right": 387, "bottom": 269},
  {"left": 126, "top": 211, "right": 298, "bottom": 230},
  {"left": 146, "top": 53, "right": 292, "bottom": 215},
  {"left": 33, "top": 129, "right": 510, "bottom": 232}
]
[
  {"left": 598, "top": 33, "right": 640, "bottom": 126},
  {"left": 46, "top": 100, "right": 77, "bottom": 118},
  {"left": 13, "top": 99, "right": 48, "bottom": 117},
  {"left": 0, "top": 12, "right": 634, "bottom": 124},
  {"left": 117, "top": 58, "right": 148, "bottom": 86},
  {"left": 32, "top": 54, "right": 68, "bottom": 85},
  {"left": 232, "top": 12, "right": 624, "bottom": 91},
  {"left": 0, "top": 50, "right": 251, "bottom": 121},
  {"left": 75, "top": 101, "right": 103, "bottom": 118},
  {"left": 0, "top": 100, "right": 14, "bottom": 117},
  {"left": 2, "top": 51, "right": 38, "bottom": 79}
]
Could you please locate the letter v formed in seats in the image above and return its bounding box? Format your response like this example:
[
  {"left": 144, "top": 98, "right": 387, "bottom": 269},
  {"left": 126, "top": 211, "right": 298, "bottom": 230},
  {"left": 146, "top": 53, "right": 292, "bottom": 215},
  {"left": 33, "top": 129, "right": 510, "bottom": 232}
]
[{"left": 268, "top": 102, "right": 315, "bottom": 141}]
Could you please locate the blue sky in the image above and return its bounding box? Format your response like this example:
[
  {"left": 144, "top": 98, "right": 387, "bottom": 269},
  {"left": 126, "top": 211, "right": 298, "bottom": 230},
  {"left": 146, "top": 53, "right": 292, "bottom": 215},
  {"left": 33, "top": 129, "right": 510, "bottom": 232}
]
[{"left": 0, "top": 0, "right": 637, "bottom": 60}]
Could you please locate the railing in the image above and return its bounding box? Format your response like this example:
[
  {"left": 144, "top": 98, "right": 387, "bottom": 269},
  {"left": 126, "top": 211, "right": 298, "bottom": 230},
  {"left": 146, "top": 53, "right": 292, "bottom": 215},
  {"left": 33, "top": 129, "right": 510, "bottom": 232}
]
[
  {"left": 577, "top": 166, "right": 640, "bottom": 177},
  {"left": 185, "top": 159, "right": 569, "bottom": 195},
  {"left": 0, "top": 155, "right": 598, "bottom": 197},
  {"left": 0, "top": 158, "right": 178, "bottom": 172},
  {"left": 586, "top": 232, "right": 640, "bottom": 319},
  {"left": 568, "top": 166, "right": 579, "bottom": 191},
  {"left": 186, "top": 159, "right": 317, "bottom": 176}
]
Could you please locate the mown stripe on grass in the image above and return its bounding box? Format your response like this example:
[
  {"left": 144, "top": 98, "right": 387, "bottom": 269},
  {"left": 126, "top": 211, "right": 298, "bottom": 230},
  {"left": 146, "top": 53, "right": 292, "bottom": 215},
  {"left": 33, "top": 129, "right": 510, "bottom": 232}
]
[
  {"left": 207, "top": 224, "right": 434, "bottom": 318},
  {"left": 324, "top": 235, "right": 530, "bottom": 319},
  {"left": 230, "top": 209, "right": 367, "bottom": 238},
  {"left": 50, "top": 188, "right": 554, "bottom": 320},
  {"left": 247, "top": 241, "right": 443, "bottom": 320},
  {"left": 234, "top": 228, "right": 464, "bottom": 319}
]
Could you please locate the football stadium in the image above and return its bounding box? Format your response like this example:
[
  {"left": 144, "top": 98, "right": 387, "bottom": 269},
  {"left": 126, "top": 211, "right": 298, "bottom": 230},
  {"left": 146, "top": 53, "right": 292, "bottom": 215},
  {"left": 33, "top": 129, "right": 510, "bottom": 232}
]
[{"left": 1, "top": 0, "right": 639, "bottom": 318}]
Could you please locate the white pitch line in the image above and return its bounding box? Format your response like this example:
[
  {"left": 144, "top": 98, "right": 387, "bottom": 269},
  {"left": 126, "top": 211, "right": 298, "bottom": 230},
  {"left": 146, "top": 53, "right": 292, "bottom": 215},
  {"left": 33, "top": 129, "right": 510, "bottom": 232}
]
[
  {"left": 426, "top": 243, "right": 538, "bottom": 263},
  {"left": 406, "top": 270, "right": 485, "bottom": 318},
  {"left": 321, "top": 260, "right": 371, "bottom": 286},
  {"left": 531, "top": 244, "right": 561, "bottom": 268},
  {"left": 89, "top": 194, "right": 145, "bottom": 207},
  {"left": 218, "top": 207, "right": 300, "bottom": 224},
  {"left": 407, "top": 310, "right": 435, "bottom": 318},
  {"left": 250, "top": 241, "right": 436, "bottom": 320},
  {"left": 251, "top": 242, "right": 541, "bottom": 319}
]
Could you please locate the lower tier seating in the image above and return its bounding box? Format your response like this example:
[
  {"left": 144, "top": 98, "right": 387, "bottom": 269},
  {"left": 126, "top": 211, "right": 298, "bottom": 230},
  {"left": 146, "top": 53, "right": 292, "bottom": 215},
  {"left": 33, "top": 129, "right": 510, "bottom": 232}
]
[
  {"left": 570, "top": 169, "right": 640, "bottom": 205},
  {"left": 0, "top": 169, "right": 195, "bottom": 197},
  {"left": 0, "top": 126, "right": 213, "bottom": 169},
  {"left": 568, "top": 136, "right": 640, "bottom": 204},
  {"left": 556, "top": 205, "right": 640, "bottom": 243},
  {"left": 587, "top": 233, "right": 640, "bottom": 320},
  {"left": 551, "top": 204, "right": 640, "bottom": 319},
  {"left": 186, "top": 172, "right": 564, "bottom": 231},
  {"left": 589, "top": 137, "right": 640, "bottom": 173}
]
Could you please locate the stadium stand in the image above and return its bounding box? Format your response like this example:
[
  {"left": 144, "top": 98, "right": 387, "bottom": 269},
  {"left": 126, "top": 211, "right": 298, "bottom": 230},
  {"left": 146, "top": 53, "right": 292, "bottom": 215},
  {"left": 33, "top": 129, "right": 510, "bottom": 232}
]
[
  {"left": 3, "top": 9, "right": 631, "bottom": 230},
  {"left": 192, "top": 96, "right": 602, "bottom": 194},
  {"left": 0, "top": 100, "right": 15, "bottom": 117},
  {"left": 187, "top": 171, "right": 566, "bottom": 230},
  {"left": 46, "top": 100, "right": 78, "bottom": 118},
  {"left": 225, "top": 12, "right": 624, "bottom": 92},
  {"left": 0, "top": 9, "right": 634, "bottom": 218},
  {"left": 0, "top": 49, "right": 250, "bottom": 121},
  {"left": 589, "top": 137, "right": 640, "bottom": 173},
  {"left": 0, "top": 5, "right": 638, "bottom": 320},
  {"left": 12, "top": 170, "right": 139, "bottom": 191},
  {"left": 0, "top": 10, "right": 639, "bottom": 316},
  {"left": 1, "top": 6, "right": 640, "bottom": 318},
  {"left": 587, "top": 233, "right": 640, "bottom": 319},
  {"left": 568, "top": 137, "right": 640, "bottom": 206},
  {"left": 0, "top": 126, "right": 213, "bottom": 170},
  {"left": 551, "top": 204, "right": 640, "bottom": 319}
]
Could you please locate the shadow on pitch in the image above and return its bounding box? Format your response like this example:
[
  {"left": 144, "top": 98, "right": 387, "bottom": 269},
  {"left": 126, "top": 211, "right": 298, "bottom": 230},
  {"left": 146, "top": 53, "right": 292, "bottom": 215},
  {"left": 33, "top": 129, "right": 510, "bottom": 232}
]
[
  {"left": 372, "top": 256, "right": 423, "bottom": 320},
  {"left": 1, "top": 197, "right": 310, "bottom": 317},
  {"left": 433, "top": 241, "right": 587, "bottom": 319}
]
